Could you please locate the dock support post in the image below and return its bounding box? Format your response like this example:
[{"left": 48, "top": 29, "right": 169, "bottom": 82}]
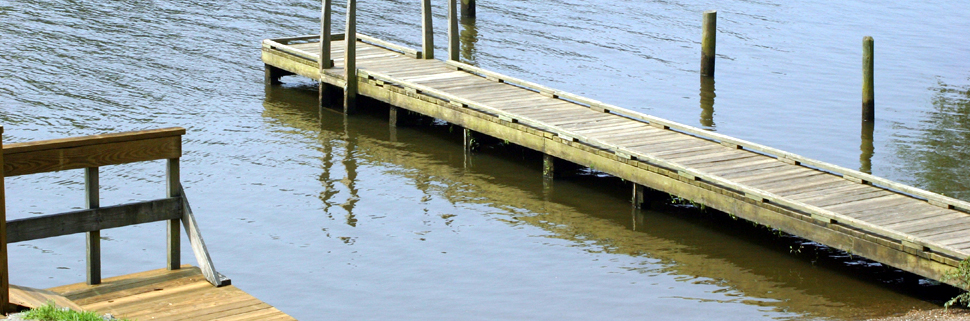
[
  {"left": 264, "top": 64, "right": 285, "bottom": 85},
  {"left": 0, "top": 127, "right": 8, "bottom": 313},
  {"left": 85, "top": 167, "right": 101, "bottom": 285},
  {"left": 633, "top": 183, "right": 646, "bottom": 209},
  {"left": 344, "top": 0, "right": 358, "bottom": 114},
  {"left": 421, "top": 0, "right": 434, "bottom": 59},
  {"left": 463, "top": 128, "right": 474, "bottom": 151},
  {"left": 542, "top": 154, "right": 556, "bottom": 181},
  {"left": 461, "top": 0, "right": 475, "bottom": 19},
  {"left": 166, "top": 158, "right": 181, "bottom": 270},
  {"left": 448, "top": 0, "right": 460, "bottom": 61},
  {"left": 700, "top": 10, "right": 716, "bottom": 77},
  {"left": 862, "top": 36, "right": 874, "bottom": 123}
]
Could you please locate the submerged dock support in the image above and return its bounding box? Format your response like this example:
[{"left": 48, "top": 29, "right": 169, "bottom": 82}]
[
  {"left": 701, "top": 10, "right": 717, "bottom": 77},
  {"left": 542, "top": 154, "right": 556, "bottom": 181},
  {"left": 344, "top": 0, "right": 358, "bottom": 114},
  {"left": 264, "top": 64, "right": 287, "bottom": 85},
  {"left": 461, "top": 0, "right": 475, "bottom": 19},
  {"left": 463, "top": 128, "right": 475, "bottom": 151},
  {"left": 85, "top": 167, "right": 101, "bottom": 285},
  {"left": 633, "top": 184, "right": 647, "bottom": 209}
]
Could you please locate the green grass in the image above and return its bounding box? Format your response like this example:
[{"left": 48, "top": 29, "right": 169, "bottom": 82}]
[{"left": 19, "top": 302, "right": 131, "bottom": 321}]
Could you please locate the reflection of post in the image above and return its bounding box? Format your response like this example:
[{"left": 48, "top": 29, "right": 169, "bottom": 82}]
[
  {"left": 699, "top": 76, "right": 716, "bottom": 128},
  {"left": 389, "top": 107, "right": 399, "bottom": 142},
  {"left": 860, "top": 121, "right": 874, "bottom": 174},
  {"left": 463, "top": 128, "right": 474, "bottom": 169},
  {"left": 460, "top": 17, "right": 479, "bottom": 64},
  {"left": 632, "top": 183, "right": 646, "bottom": 209},
  {"left": 342, "top": 115, "right": 359, "bottom": 227},
  {"left": 319, "top": 0, "right": 333, "bottom": 111}
]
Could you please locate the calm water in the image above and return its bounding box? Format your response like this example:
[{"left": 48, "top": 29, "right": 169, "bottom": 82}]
[{"left": 2, "top": 0, "right": 969, "bottom": 320}]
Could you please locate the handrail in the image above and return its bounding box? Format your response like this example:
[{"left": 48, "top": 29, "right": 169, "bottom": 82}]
[
  {"left": 358, "top": 69, "right": 967, "bottom": 261},
  {"left": 0, "top": 128, "right": 228, "bottom": 313},
  {"left": 443, "top": 60, "right": 970, "bottom": 215}
]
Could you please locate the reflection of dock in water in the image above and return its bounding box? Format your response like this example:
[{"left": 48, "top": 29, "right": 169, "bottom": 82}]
[{"left": 260, "top": 1, "right": 970, "bottom": 296}]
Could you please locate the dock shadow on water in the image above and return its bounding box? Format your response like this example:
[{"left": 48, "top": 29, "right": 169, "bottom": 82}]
[{"left": 264, "top": 81, "right": 954, "bottom": 320}]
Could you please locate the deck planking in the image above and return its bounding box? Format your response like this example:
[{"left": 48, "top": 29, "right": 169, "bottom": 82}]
[{"left": 263, "top": 35, "right": 970, "bottom": 287}]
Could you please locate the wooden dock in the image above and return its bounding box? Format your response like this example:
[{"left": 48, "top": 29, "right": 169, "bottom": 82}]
[
  {"left": 0, "top": 128, "right": 294, "bottom": 319},
  {"left": 261, "top": 2, "right": 970, "bottom": 288}
]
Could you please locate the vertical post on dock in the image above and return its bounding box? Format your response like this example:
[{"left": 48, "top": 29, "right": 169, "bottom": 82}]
[
  {"left": 448, "top": 0, "right": 460, "bottom": 61},
  {"left": 421, "top": 0, "right": 434, "bottom": 59},
  {"left": 85, "top": 167, "right": 101, "bottom": 285},
  {"left": 320, "top": 0, "right": 333, "bottom": 69},
  {"left": 319, "top": 0, "right": 334, "bottom": 110},
  {"left": 166, "top": 158, "right": 181, "bottom": 270},
  {"left": 862, "top": 36, "right": 874, "bottom": 123},
  {"left": 461, "top": 0, "right": 476, "bottom": 19},
  {"left": 344, "top": 0, "right": 358, "bottom": 113},
  {"left": 700, "top": 10, "right": 717, "bottom": 77},
  {"left": 0, "top": 127, "right": 9, "bottom": 313}
]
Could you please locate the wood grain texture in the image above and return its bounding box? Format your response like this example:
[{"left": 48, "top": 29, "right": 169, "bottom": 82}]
[
  {"left": 4, "top": 136, "right": 182, "bottom": 177},
  {"left": 6, "top": 198, "right": 182, "bottom": 243},
  {"left": 9, "top": 284, "right": 82, "bottom": 310}
]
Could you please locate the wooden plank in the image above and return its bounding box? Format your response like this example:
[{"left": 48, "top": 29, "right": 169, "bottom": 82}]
[
  {"left": 756, "top": 173, "right": 849, "bottom": 195},
  {"left": 4, "top": 136, "right": 182, "bottom": 177},
  {"left": 546, "top": 113, "right": 616, "bottom": 127},
  {"left": 180, "top": 187, "right": 230, "bottom": 287},
  {"left": 6, "top": 198, "right": 182, "bottom": 243},
  {"left": 9, "top": 285, "right": 82, "bottom": 310},
  {"left": 742, "top": 169, "right": 828, "bottom": 189},
  {"left": 787, "top": 184, "right": 874, "bottom": 203},
  {"left": 772, "top": 177, "right": 852, "bottom": 196},
  {"left": 53, "top": 265, "right": 200, "bottom": 300},
  {"left": 708, "top": 159, "right": 790, "bottom": 177},
  {"left": 674, "top": 150, "right": 757, "bottom": 166},
  {"left": 644, "top": 144, "right": 723, "bottom": 158},
  {"left": 731, "top": 167, "right": 814, "bottom": 184},
  {"left": 882, "top": 211, "right": 967, "bottom": 230},
  {"left": 798, "top": 188, "right": 892, "bottom": 208},
  {"left": 3, "top": 127, "right": 184, "bottom": 155},
  {"left": 823, "top": 194, "right": 912, "bottom": 213},
  {"left": 692, "top": 157, "right": 779, "bottom": 173},
  {"left": 629, "top": 139, "right": 715, "bottom": 156},
  {"left": 904, "top": 217, "right": 970, "bottom": 238},
  {"left": 71, "top": 272, "right": 208, "bottom": 306},
  {"left": 612, "top": 132, "right": 693, "bottom": 147}
]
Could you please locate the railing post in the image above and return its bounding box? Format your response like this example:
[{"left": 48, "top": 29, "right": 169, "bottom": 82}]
[
  {"left": 85, "top": 167, "right": 101, "bottom": 285},
  {"left": 0, "top": 127, "right": 9, "bottom": 313},
  {"left": 166, "top": 158, "right": 181, "bottom": 270},
  {"left": 448, "top": 0, "right": 459, "bottom": 61},
  {"left": 421, "top": 0, "right": 434, "bottom": 59},
  {"left": 320, "top": 0, "right": 333, "bottom": 69},
  {"left": 344, "top": 0, "right": 358, "bottom": 113}
]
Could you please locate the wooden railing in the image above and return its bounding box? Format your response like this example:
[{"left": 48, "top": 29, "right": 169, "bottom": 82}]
[{"left": 0, "top": 127, "right": 229, "bottom": 312}]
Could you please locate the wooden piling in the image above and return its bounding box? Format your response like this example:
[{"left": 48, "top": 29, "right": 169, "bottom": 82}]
[
  {"left": 264, "top": 64, "right": 284, "bottom": 85},
  {"left": 85, "top": 167, "right": 101, "bottom": 285},
  {"left": 461, "top": 0, "right": 476, "bottom": 19},
  {"left": 862, "top": 36, "right": 874, "bottom": 123},
  {"left": 633, "top": 184, "right": 646, "bottom": 209},
  {"left": 422, "top": 0, "right": 434, "bottom": 59},
  {"left": 463, "top": 128, "right": 474, "bottom": 151},
  {"left": 320, "top": 0, "right": 333, "bottom": 69},
  {"left": 543, "top": 154, "right": 555, "bottom": 181},
  {"left": 448, "top": 0, "right": 460, "bottom": 61},
  {"left": 166, "top": 158, "right": 180, "bottom": 270},
  {"left": 389, "top": 106, "right": 399, "bottom": 128},
  {"left": 344, "top": 0, "right": 358, "bottom": 113},
  {"left": 700, "top": 10, "right": 716, "bottom": 77},
  {"left": 0, "top": 127, "right": 8, "bottom": 313}
]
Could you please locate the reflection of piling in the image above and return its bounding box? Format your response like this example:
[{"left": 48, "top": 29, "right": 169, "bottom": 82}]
[
  {"left": 862, "top": 36, "right": 874, "bottom": 123},
  {"left": 461, "top": 0, "right": 475, "bottom": 19},
  {"left": 448, "top": 0, "right": 460, "bottom": 61},
  {"left": 701, "top": 10, "right": 716, "bottom": 77},
  {"left": 343, "top": 0, "right": 357, "bottom": 113},
  {"left": 860, "top": 121, "right": 874, "bottom": 174},
  {"left": 319, "top": 0, "right": 333, "bottom": 111},
  {"left": 460, "top": 17, "right": 478, "bottom": 64},
  {"left": 699, "top": 76, "right": 716, "bottom": 128},
  {"left": 421, "top": 0, "right": 434, "bottom": 59}
]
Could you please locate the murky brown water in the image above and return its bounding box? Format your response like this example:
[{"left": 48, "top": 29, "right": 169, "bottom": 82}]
[{"left": 2, "top": 0, "right": 969, "bottom": 320}]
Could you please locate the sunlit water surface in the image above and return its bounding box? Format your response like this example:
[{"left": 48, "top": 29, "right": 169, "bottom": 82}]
[{"left": 1, "top": 0, "right": 969, "bottom": 320}]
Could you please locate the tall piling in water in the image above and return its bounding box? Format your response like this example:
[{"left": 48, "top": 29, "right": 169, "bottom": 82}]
[
  {"left": 461, "top": 0, "right": 476, "bottom": 19},
  {"left": 701, "top": 10, "right": 717, "bottom": 77},
  {"left": 421, "top": 0, "right": 434, "bottom": 59},
  {"left": 862, "top": 36, "right": 874, "bottom": 123},
  {"left": 448, "top": 0, "right": 460, "bottom": 61},
  {"left": 344, "top": 0, "right": 358, "bottom": 113}
]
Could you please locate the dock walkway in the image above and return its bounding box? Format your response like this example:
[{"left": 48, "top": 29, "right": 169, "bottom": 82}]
[{"left": 263, "top": 30, "right": 970, "bottom": 286}]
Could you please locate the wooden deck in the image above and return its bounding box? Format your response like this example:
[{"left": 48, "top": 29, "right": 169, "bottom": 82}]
[
  {"left": 41, "top": 266, "right": 295, "bottom": 321},
  {"left": 262, "top": 35, "right": 970, "bottom": 287}
]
